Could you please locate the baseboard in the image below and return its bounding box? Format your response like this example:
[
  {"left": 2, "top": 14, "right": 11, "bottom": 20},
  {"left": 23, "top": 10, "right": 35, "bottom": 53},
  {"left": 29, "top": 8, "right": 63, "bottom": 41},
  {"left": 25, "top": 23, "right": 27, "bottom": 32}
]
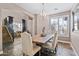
[
  {"left": 70, "top": 43, "right": 78, "bottom": 56},
  {"left": 58, "top": 40, "right": 71, "bottom": 44},
  {"left": 0, "top": 50, "right": 3, "bottom": 54}
]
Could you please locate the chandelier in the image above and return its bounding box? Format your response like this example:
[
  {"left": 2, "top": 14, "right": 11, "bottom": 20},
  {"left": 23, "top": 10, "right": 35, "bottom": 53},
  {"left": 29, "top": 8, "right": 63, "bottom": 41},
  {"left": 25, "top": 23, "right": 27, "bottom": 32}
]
[{"left": 41, "top": 3, "right": 46, "bottom": 17}]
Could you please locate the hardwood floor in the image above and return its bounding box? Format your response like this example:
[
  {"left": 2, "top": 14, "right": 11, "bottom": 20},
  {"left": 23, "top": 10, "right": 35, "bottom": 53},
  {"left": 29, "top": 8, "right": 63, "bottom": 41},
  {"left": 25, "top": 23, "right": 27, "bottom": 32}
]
[{"left": 56, "top": 42, "right": 75, "bottom": 56}]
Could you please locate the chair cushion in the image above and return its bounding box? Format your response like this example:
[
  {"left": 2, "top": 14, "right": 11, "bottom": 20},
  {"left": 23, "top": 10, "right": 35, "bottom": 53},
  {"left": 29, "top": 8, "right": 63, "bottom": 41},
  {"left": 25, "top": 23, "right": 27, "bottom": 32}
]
[
  {"left": 42, "top": 42, "right": 53, "bottom": 49},
  {"left": 32, "top": 46, "right": 41, "bottom": 56}
]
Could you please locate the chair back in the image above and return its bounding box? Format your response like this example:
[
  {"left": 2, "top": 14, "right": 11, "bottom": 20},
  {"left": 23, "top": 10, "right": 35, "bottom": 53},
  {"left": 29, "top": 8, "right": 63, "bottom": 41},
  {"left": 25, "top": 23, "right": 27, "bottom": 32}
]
[
  {"left": 52, "top": 31, "right": 58, "bottom": 49},
  {"left": 21, "top": 32, "right": 33, "bottom": 55}
]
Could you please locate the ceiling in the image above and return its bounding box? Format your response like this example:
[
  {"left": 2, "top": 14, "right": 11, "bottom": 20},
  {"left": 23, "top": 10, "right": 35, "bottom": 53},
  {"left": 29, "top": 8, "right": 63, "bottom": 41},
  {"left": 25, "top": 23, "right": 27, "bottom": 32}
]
[{"left": 16, "top": 3, "right": 75, "bottom": 15}]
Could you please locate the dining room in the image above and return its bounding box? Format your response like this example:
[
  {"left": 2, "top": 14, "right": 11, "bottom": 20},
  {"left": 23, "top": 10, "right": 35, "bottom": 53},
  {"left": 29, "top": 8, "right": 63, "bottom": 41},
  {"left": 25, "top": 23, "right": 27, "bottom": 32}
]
[{"left": 0, "top": 3, "right": 78, "bottom": 56}]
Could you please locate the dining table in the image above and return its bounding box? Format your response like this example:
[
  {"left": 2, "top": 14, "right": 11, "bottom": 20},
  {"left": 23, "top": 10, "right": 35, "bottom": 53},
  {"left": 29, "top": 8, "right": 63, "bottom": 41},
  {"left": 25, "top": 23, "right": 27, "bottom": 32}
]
[{"left": 32, "top": 33, "right": 54, "bottom": 44}]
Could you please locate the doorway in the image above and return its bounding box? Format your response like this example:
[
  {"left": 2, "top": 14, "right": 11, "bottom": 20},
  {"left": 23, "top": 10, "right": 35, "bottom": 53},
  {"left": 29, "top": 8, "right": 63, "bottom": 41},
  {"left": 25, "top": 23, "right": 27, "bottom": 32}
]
[{"left": 22, "top": 19, "right": 26, "bottom": 32}]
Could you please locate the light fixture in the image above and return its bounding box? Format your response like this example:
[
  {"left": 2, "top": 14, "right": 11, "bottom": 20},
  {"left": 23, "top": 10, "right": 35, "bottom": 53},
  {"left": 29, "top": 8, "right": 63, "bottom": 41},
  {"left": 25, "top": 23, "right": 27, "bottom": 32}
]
[{"left": 40, "top": 3, "right": 46, "bottom": 20}]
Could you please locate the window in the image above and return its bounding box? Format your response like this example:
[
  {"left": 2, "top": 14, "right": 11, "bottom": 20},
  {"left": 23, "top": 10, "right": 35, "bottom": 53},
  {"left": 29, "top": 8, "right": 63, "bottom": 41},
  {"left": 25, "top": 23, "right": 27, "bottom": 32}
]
[
  {"left": 50, "top": 15, "right": 69, "bottom": 37},
  {"left": 13, "top": 22, "right": 22, "bottom": 32},
  {"left": 59, "top": 16, "right": 69, "bottom": 36},
  {"left": 50, "top": 18, "right": 58, "bottom": 32},
  {"left": 74, "top": 14, "right": 79, "bottom": 31}
]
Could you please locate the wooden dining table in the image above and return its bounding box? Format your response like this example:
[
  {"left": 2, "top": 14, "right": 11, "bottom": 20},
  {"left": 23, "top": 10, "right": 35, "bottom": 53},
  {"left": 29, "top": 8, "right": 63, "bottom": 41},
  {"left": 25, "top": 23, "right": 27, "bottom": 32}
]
[{"left": 32, "top": 33, "right": 54, "bottom": 44}]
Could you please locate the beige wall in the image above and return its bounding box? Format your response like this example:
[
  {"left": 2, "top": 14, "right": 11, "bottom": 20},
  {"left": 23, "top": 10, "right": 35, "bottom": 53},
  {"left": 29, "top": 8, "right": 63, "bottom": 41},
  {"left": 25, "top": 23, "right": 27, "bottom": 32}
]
[
  {"left": 0, "top": 9, "right": 2, "bottom": 53},
  {"left": 71, "top": 31, "right": 79, "bottom": 55},
  {"left": 70, "top": 4, "right": 79, "bottom": 55},
  {"left": 49, "top": 11, "right": 71, "bottom": 17},
  {"left": 0, "top": 26, "right": 2, "bottom": 53},
  {"left": 35, "top": 15, "right": 50, "bottom": 35}
]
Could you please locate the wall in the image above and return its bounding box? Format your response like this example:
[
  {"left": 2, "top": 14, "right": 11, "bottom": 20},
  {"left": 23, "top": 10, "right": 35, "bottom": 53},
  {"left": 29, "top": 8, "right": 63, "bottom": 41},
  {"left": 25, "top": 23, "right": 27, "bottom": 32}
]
[
  {"left": 71, "top": 31, "right": 79, "bottom": 55},
  {"left": 0, "top": 9, "right": 2, "bottom": 54},
  {"left": 34, "top": 14, "right": 37, "bottom": 35},
  {"left": 34, "top": 14, "right": 51, "bottom": 35},
  {"left": 49, "top": 11, "right": 71, "bottom": 17},
  {"left": 27, "top": 18, "right": 33, "bottom": 34},
  {"left": 70, "top": 4, "right": 79, "bottom": 55}
]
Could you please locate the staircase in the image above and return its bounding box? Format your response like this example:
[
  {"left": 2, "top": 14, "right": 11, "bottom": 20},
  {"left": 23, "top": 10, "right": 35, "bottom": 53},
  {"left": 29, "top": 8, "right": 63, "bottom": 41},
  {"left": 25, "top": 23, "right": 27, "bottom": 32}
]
[{"left": 2, "top": 25, "right": 14, "bottom": 44}]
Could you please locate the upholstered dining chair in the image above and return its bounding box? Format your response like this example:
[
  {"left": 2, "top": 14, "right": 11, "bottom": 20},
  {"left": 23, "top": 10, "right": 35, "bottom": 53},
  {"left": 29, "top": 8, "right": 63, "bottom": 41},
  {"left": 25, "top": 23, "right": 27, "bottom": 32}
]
[
  {"left": 21, "top": 32, "right": 41, "bottom": 56},
  {"left": 42, "top": 31, "right": 58, "bottom": 53}
]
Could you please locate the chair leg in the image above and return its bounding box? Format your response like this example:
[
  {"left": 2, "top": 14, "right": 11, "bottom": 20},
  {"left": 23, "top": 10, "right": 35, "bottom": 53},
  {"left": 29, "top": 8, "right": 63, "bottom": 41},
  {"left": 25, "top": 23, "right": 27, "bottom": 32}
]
[
  {"left": 53, "top": 50, "right": 56, "bottom": 53},
  {"left": 53, "top": 46, "right": 57, "bottom": 54},
  {"left": 39, "top": 50, "right": 41, "bottom": 56},
  {"left": 23, "top": 53, "right": 25, "bottom": 56}
]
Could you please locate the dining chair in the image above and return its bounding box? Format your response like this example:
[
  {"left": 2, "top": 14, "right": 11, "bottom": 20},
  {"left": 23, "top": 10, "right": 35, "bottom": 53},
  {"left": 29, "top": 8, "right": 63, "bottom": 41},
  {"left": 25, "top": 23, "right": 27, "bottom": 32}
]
[
  {"left": 21, "top": 32, "right": 41, "bottom": 56},
  {"left": 42, "top": 31, "right": 58, "bottom": 53}
]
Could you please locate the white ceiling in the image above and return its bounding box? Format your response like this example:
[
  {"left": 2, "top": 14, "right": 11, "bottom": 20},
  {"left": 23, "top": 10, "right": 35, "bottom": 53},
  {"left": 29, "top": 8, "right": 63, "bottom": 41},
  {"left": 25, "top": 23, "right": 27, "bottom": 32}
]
[{"left": 16, "top": 3, "right": 75, "bottom": 15}]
